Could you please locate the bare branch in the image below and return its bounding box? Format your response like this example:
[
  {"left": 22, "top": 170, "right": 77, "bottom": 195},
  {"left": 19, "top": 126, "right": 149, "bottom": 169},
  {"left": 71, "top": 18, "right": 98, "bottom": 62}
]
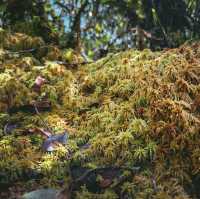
[{"left": 55, "top": 1, "right": 72, "bottom": 13}]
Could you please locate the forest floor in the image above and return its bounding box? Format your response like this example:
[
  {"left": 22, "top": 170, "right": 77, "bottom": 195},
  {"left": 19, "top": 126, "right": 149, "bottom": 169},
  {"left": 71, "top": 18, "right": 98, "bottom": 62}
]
[{"left": 1, "top": 29, "right": 200, "bottom": 199}]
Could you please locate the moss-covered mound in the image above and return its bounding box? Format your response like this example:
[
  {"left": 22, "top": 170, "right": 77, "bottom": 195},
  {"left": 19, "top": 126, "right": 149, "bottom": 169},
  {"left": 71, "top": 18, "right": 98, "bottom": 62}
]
[{"left": 1, "top": 30, "right": 200, "bottom": 199}]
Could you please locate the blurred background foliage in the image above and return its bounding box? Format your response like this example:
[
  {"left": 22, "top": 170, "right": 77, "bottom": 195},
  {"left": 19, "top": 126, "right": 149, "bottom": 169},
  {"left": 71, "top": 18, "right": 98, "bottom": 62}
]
[
  {"left": 1, "top": 1, "right": 200, "bottom": 198},
  {"left": 0, "top": 0, "right": 200, "bottom": 57}
]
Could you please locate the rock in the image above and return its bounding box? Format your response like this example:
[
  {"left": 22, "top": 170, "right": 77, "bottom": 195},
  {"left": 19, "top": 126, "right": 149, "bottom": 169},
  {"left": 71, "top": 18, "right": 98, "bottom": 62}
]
[{"left": 22, "top": 189, "right": 59, "bottom": 199}]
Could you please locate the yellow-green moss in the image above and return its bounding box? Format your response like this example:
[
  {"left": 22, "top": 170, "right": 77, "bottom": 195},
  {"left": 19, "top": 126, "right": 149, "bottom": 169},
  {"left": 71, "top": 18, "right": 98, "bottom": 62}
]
[{"left": 1, "top": 30, "right": 200, "bottom": 198}]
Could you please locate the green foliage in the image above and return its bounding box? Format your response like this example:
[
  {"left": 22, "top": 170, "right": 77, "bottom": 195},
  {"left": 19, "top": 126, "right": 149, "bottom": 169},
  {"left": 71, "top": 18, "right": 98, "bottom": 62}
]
[{"left": 1, "top": 0, "right": 200, "bottom": 53}]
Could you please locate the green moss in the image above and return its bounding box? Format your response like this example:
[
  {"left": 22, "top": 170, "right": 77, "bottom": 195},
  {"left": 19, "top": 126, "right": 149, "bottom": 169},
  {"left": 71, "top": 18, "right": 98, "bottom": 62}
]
[{"left": 0, "top": 30, "right": 199, "bottom": 198}]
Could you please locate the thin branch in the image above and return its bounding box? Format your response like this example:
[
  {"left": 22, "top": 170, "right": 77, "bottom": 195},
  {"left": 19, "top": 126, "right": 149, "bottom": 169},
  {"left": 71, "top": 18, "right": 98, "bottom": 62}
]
[
  {"left": 54, "top": 60, "right": 94, "bottom": 67},
  {"left": 152, "top": 0, "right": 171, "bottom": 46},
  {"left": 4, "top": 45, "right": 50, "bottom": 55},
  {"left": 55, "top": 1, "right": 72, "bottom": 13},
  {"left": 34, "top": 104, "right": 53, "bottom": 134}
]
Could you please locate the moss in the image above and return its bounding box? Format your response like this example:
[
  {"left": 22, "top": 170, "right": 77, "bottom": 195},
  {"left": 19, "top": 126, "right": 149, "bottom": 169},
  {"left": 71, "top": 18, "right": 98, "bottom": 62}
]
[{"left": 0, "top": 30, "right": 200, "bottom": 198}]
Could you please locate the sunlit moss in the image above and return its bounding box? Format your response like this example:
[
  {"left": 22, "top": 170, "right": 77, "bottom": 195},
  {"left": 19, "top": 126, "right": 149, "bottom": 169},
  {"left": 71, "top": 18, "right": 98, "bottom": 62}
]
[{"left": 0, "top": 30, "right": 200, "bottom": 198}]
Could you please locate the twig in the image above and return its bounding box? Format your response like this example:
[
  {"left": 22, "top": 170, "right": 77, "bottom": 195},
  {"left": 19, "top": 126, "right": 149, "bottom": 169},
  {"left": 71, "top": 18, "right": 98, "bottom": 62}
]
[
  {"left": 55, "top": 1, "right": 73, "bottom": 13},
  {"left": 5, "top": 45, "right": 50, "bottom": 55},
  {"left": 34, "top": 104, "right": 53, "bottom": 134},
  {"left": 54, "top": 60, "right": 94, "bottom": 67},
  {"left": 151, "top": 176, "right": 158, "bottom": 193}
]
